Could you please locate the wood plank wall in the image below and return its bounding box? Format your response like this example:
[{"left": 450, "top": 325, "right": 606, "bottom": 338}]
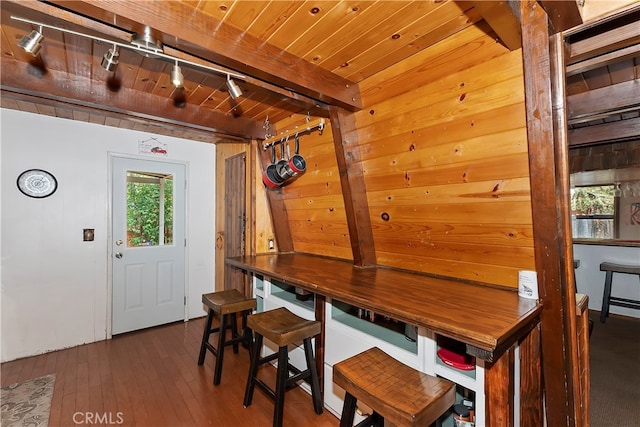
[
  {"left": 355, "top": 24, "right": 535, "bottom": 288},
  {"left": 267, "top": 23, "right": 537, "bottom": 289},
  {"left": 268, "top": 114, "right": 353, "bottom": 260}
]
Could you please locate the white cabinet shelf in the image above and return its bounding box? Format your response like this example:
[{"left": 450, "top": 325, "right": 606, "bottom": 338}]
[
  {"left": 250, "top": 276, "right": 517, "bottom": 427},
  {"left": 269, "top": 280, "right": 315, "bottom": 315},
  {"left": 329, "top": 300, "right": 418, "bottom": 357}
]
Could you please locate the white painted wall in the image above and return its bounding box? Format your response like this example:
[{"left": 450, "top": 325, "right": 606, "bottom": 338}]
[
  {"left": 1, "top": 109, "right": 216, "bottom": 362},
  {"left": 573, "top": 244, "right": 640, "bottom": 319}
]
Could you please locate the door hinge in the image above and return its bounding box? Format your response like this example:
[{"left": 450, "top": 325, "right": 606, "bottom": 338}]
[
  {"left": 184, "top": 296, "right": 186, "bottom": 305},
  {"left": 185, "top": 238, "right": 187, "bottom": 247}
]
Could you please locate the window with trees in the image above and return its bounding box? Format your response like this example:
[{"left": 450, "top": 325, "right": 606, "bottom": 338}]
[
  {"left": 126, "top": 171, "right": 174, "bottom": 247},
  {"left": 571, "top": 185, "right": 615, "bottom": 239}
]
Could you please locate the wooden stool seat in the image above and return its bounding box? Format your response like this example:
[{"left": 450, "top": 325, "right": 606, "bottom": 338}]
[
  {"left": 203, "top": 289, "right": 257, "bottom": 315},
  {"left": 247, "top": 306, "right": 321, "bottom": 347},
  {"left": 198, "top": 289, "right": 256, "bottom": 385},
  {"left": 333, "top": 347, "right": 456, "bottom": 427},
  {"left": 243, "top": 307, "right": 323, "bottom": 427},
  {"left": 599, "top": 262, "right": 640, "bottom": 323}
]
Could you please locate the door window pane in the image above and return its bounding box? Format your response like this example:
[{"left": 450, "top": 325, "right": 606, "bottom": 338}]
[{"left": 126, "top": 171, "right": 174, "bottom": 247}]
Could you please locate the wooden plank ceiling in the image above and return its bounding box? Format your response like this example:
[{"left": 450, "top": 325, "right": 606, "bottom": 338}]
[
  {"left": 2, "top": 0, "right": 635, "bottom": 148},
  {"left": 0, "top": 0, "right": 483, "bottom": 143}
]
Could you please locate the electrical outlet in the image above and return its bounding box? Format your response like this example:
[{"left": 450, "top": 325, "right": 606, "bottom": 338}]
[
  {"left": 268, "top": 238, "right": 274, "bottom": 250},
  {"left": 83, "top": 228, "right": 95, "bottom": 241}
]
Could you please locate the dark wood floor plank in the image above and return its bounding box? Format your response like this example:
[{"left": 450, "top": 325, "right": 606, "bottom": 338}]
[
  {"left": 1, "top": 318, "right": 339, "bottom": 426},
  {"left": 75, "top": 361, "right": 90, "bottom": 416},
  {"left": 174, "top": 376, "right": 212, "bottom": 426},
  {"left": 63, "top": 346, "right": 79, "bottom": 397},
  {"left": 88, "top": 384, "right": 105, "bottom": 419}
]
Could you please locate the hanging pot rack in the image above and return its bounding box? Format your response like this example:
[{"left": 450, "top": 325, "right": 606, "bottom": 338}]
[{"left": 262, "top": 118, "right": 325, "bottom": 150}]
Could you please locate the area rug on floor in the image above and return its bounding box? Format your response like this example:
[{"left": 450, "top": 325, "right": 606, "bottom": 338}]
[{"left": 1, "top": 374, "right": 55, "bottom": 427}]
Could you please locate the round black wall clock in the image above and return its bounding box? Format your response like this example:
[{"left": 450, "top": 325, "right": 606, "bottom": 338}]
[{"left": 17, "top": 169, "right": 58, "bottom": 198}]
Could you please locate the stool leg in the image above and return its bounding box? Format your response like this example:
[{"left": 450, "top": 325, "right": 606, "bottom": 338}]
[
  {"left": 600, "top": 271, "right": 613, "bottom": 323},
  {"left": 241, "top": 311, "right": 251, "bottom": 349},
  {"left": 340, "top": 392, "right": 357, "bottom": 427},
  {"left": 303, "top": 337, "right": 323, "bottom": 415},
  {"left": 197, "top": 309, "right": 214, "bottom": 365},
  {"left": 273, "top": 346, "right": 289, "bottom": 427},
  {"left": 230, "top": 312, "right": 240, "bottom": 354},
  {"left": 371, "top": 412, "right": 384, "bottom": 427},
  {"left": 243, "top": 334, "right": 262, "bottom": 408},
  {"left": 213, "top": 313, "right": 228, "bottom": 385}
]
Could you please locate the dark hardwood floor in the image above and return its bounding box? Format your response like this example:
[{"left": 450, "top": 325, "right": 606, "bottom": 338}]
[{"left": 1, "top": 317, "right": 340, "bottom": 426}]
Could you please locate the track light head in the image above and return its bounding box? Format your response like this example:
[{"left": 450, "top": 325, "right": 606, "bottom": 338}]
[
  {"left": 171, "top": 61, "right": 184, "bottom": 87},
  {"left": 101, "top": 45, "right": 119, "bottom": 72},
  {"left": 18, "top": 27, "right": 44, "bottom": 56},
  {"left": 11, "top": 16, "right": 249, "bottom": 96},
  {"left": 226, "top": 75, "right": 242, "bottom": 99}
]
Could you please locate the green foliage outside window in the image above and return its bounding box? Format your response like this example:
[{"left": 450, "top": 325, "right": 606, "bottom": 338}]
[
  {"left": 571, "top": 185, "right": 615, "bottom": 239},
  {"left": 571, "top": 185, "right": 614, "bottom": 215},
  {"left": 127, "top": 173, "right": 174, "bottom": 246}
]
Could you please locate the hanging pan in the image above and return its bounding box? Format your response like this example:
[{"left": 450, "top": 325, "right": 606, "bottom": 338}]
[
  {"left": 277, "top": 136, "right": 299, "bottom": 184},
  {"left": 262, "top": 145, "right": 282, "bottom": 188},
  {"left": 288, "top": 134, "right": 306, "bottom": 174}
]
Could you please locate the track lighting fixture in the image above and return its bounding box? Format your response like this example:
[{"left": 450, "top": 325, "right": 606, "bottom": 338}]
[
  {"left": 18, "top": 26, "right": 44, "bottom": 56},
  {"left": 226, "top": 75, "right": 242, "bottom": 99},
  {"left": 101, "top": 44, "right": 120, "bottom": 72},
  {"left": 11, "top": 15, "right": 245, "bottom": 97},
  {"left": 171, "top": 60, "right": 184, "bottom": 87}
]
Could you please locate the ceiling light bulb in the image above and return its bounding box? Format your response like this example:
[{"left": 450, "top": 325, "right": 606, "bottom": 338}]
[
  {"left": 18, "top": 26, "right": 44, "bottom": 56},
  {"left": 171, "top": 61, "right": 184, "bottom": 87},
  {"left": 226, "top": 76, "right": 242, "bottom": 99},
  {"left": 101, "top": 45, "right": 119, "bottom": 72}
]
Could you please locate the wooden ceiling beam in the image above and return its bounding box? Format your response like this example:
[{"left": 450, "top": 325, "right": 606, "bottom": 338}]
[
  {"left": 0, "top": 57, "right": 265, "bottom": 140},
  {"left": 474, "top": 1, "right": 522, "bottom": 50},
  {"left": 565, "top": 43, "right": 640, "bottom": 76},
  {"left": 565, "top": 11, "right": 640, "bottom": 65},
  {"left": 569, "top": 117, "right": 640, "bottom": 147},
  {"left": 43, "top": 0, "right": 362, "bottom": 112},
  {"left": 567, "top": 79, "right": 640, "bottom": 120},
  {"left": 2, "top": 0, "right": 330, "bottom": 118},
  {"left": 538, "top": 0, "right": 583, "bottom": 33},
  {"left": 0, "top": 90, "right": 234, "bottom": 144}
]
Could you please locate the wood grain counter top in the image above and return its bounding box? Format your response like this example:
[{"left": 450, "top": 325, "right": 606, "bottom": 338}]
[{"left": 227, "top": 253, "right": 541, "bottom": 361}]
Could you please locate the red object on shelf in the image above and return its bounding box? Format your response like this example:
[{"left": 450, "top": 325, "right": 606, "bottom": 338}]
[{"left": 437, "top": 348, "right": 476, "bottom": 371}]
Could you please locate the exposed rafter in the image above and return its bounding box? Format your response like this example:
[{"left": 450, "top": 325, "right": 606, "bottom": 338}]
[
  {"left": 43, "top": 0, "right": 363, "bottom": 111},
  {"left": 0, "top": 57, "right": 265, "bottom": 141},
  {"left": 474, "top": 1, "right": 522, "bottom": 50}
]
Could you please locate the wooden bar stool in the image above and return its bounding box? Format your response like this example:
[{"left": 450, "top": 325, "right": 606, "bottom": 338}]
[
  {"left": 333, "top": 347, "right": 456, "bottom": 427},
  {"left": 197, "top": 289, "right": 257, "bottom": 385},
  {"left": 243, "top": 307, "right": 323, "bottom": 427},
  {"left": 599, "top": 262, "right": 640, "bottom": 323}
]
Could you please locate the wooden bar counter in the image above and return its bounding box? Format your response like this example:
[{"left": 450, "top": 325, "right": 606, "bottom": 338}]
[{"left": 227, "top": 253, "right": 543, "bottom": 425}]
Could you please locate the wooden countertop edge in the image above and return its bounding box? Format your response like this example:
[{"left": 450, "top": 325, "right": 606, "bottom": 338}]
[{"left": 226, "top": 254, "right": 542, "bottom": 360}]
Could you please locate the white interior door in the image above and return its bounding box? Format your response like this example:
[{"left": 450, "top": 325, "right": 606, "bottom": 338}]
[{"left": 112, "top": 157, "right": 186, "bottom": 335}]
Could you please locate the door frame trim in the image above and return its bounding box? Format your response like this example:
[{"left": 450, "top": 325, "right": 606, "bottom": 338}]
[{"left": 107, "top": 152, "right": 189, "bottom": 339}]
